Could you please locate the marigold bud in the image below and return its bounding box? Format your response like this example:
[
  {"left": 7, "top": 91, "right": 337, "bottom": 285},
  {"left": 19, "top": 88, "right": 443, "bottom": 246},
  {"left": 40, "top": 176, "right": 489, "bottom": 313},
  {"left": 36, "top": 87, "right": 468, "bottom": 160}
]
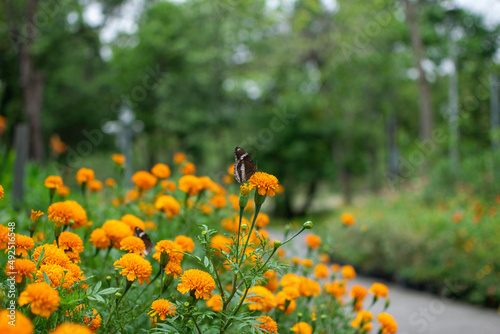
[{"left": 303, "top": 221, "right": 313, "bottom": 229}]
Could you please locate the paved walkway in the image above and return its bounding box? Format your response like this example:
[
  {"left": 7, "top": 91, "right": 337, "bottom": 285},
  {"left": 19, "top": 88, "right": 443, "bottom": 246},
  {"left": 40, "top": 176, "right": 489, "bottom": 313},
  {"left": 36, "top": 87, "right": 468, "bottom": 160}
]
[{"left": 269, "top": 229, "right": 500, "bottom": 334}]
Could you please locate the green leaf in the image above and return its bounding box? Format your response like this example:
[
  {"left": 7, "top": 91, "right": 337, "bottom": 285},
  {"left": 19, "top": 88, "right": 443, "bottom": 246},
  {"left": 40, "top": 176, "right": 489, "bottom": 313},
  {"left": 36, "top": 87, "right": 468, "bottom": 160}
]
[{"left": 98, "top": 287, "right": 120, "bottom": 295}]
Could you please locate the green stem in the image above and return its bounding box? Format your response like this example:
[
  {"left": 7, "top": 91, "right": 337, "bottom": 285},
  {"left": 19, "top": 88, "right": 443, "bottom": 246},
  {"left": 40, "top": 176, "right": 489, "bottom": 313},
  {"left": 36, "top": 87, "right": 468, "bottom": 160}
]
[
  {"left": 238, "top": 204, "right": 262, "bottom": 267},
  {"left": 281, "top": 227, "right": 306, "bottom": 247},
  {"left": 192, "top": 315, "right": 203, "bottom": 334}
]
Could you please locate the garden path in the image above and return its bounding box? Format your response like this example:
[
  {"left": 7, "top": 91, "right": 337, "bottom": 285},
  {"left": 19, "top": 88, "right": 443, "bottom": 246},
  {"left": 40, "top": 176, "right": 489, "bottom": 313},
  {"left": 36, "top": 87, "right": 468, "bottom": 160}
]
[{"left": 268, "top": 229, "right": 500, "bottom": 334}]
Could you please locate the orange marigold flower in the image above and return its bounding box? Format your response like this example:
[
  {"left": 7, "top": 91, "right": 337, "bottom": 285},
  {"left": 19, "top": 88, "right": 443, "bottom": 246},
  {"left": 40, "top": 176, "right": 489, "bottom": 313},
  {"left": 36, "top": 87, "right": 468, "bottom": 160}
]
[
  {"left": 210, "top": 195, "right": 227, "bottom": 209},
  {"left": 227, "top": 163, "right": 235, "bottom": 175},
  {"left": 314, "top": 263, "right": 329, "bottom": 279},
  {"left": 181, "top": 162, "right": 196, "bottom": 175},
  {"left": 155, "top": 195, "right": 181, "bottom": 218},
  {"left": 105, "top": 178, "right": 116, "bottom": 187},
  {"left": 50, "top": 323, "right": 93, "bottom": 334},
  {"left": 160, "top": 180, "right": 176, "bottom": 192},
  {"left": 164, "top": 261, "right": 182, "bottom": 278},
  {"left": 112, "top": 154, "right": 125, "bottom": 165},
  {"left": 174, "top": 235, "right": 195, "bottom": 253},
  {"left": 13, "top": 234, "right": 34, "bottom": 257},
  {"left": 153, "top": 240, "right": 184, "bottom": 264},
  {"left": 6, "top": 258, "right": 36, "bottom": 283},
  {"left": 0, "top": 309, "right": 33, "bottom": 334},
  {"left": 44, "top": 175, "right": 63, "bottom": 189},
  {"left": 30, "top": 210, "right": 44, "bottom": 222},
  {"left": 319, "top": 253, "right": 330, "bottom": 263},
  {"left": 256, "top": 213, "right": 270, "bottom": 228},
  {"left": 0, "top": 184, "right": 3, "bottom": 199},
  {"left": 305, "top": 234, "right": 321, "bottom": 249},
  {"left": 291, "top": 322, "right": 313, "bottom": 334},
  {"left": 341, "top": 265, "right": 356, "bottom": 280},
  {"left": 201, "top": 204, "right": 213, "bottom": 215},
  {"left": 351, "top": 285, "right": 368, "bottom": 300},
  {"left": 222, "top": 175, "right": 233, "bottom": 184},
  {"left": 90, "top": 228, "right": 111, "bottom": 249},
  {"left": 120, "top": 236, "right": 146, "bottom": 255},
  {"left": 177, "top": 269, "right": 216, "bottom": 300},
  {"left": 57, "top": 185, "right": 70, "bottom": 197},
  {"left": 18, "top": 282, "right": 60, "bottom": 317},
  {"left": 280, "top": 273, "right": 301, "bottom": 289},
  {"left": 301, "top": 259, "right": 314, "bottom": 268},
  {"left": 102, "top": 220, "right": 133, "bottom": 248},
  {"left": 48, "top": 201, "right": 88, "bottom": 228},
  {"left": 132, "top": 171, "right": 157, "bottom": 191},
  {"left": 121, "top": 214, "right": 146, "bottom": 232},
  {"left": 248, "top": 172, "right": 279, "bottom": 197},
  {"left": 0, "top": 224, "right": 9, "bottom": 249},
  {"left": 151, "top": 163, "right": 171, "bottom": 179},
  {"left": 179, "top": 175, "right": 202, "bottom": 196},
  {"left": 324, "top": 280, "right": 346, "bottom": 300},
  {"left": 173, "top": 152, "right": 187, "bottom": 164},
  {"left": 341, "top": 213, "right": 356, "bottom": 226},
  {"left": 210, "top": 234, "right": 232, "bottom": 255},
  {"left": 36, "top": 264, "right": 68, "bottom": 288},
  {"left": 33, "top": 244, "right": 71, "bottom": 267},
  {"left": 114, "top": 253, "right": 152, "bottom": 285},
  {"left": 82, "top": 308, "right": 102, "bottom": 331},
  {"left": 244, "top": 286, "right": 276, "bottom": 312},
  {"left": 275, "top": 291, "right": 297, "bottom": 314},
  {"left": 206, "top": 294, "right": 223, "bottom": 311},
  {"left": 124, "top": 190, "right": 140, "bottom": 203},
  {"left": 58, "top": 231, "right": 84, "bottom": 254},
  {"left": 377, "top": 313, "right": 397, "bottom": 334},
  {"left": 255, "top": 316, "right": 278, "bottom": 334},
  {"left": 351, "top": 310, "right": 373, "bottom": 331},
  {"left": 76, "top": 168, "right": 95, "bottom": 184},
  {"left": 149, "top": 299, "right": 176, "bottom": 320},
  {"left": 87, "top": 179, "right": 103, "bottom": 192},
  {"left": 299, "top": 277, "right": 321, "bottom": 297},
  {"left": 369, "top": 282, "right": 389, "bottom": 298}
]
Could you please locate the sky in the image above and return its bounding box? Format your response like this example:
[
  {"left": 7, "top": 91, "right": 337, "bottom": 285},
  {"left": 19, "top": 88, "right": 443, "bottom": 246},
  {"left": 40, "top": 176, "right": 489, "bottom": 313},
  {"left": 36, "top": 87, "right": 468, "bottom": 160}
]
[{"left": 82, "top": 0, "right": 500, "bottom": 43}]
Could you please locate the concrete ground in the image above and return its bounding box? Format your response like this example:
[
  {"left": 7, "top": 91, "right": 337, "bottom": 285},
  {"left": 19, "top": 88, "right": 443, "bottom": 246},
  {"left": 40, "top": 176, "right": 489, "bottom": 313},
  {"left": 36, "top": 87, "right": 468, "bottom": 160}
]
[{"left": 269, "top": 229, "right": 500, "bottom": 334}]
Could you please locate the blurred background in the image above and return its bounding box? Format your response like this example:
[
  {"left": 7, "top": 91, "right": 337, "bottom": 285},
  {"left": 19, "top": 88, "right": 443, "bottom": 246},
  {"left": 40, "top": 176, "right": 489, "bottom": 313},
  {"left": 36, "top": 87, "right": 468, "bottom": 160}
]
[{"left": 1, "top": 0, "right": 500, "bottom": 312}]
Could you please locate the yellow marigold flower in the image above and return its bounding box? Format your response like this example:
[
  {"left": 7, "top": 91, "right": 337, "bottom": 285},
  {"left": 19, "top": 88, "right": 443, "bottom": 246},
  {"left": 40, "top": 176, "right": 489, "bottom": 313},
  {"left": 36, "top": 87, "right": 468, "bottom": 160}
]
[
  {"left": 102, "top": 220, "right": 133, "bottom": 248},
  {"left": 351, "top": 310, "right": 373, "bottom": 331},
  {"left": 0, "top": 224, "right": 8, "bottom": 249},
  {"left": 210, "top": 234, "right": 232, "bottom": 255},
  {"left": 44, "top": 175, "right": 63, "bottom": 189},
  {"left": 181, "top": 162, "right": 196, "bottom": 175},
  {"left": 164, "top": 261, "right": 182, "bottom": 278},
  {"left": 36, "top": 264, "right": 66, "bottom": 288},
  {"left": 291, "top": 322, "right": 313, "bottom": 334},
  {"left": 0, "top": 309, "right": 33, "bottom": 334},
  {"left": 13, "top": 234, "right": 34, "bottom": 257},
  {"left": 160, "top": 180, "right": 176, "bottom": 192},
  {"left": 48, "top": 201, "right": 88, "bottom": 228},
  {"left": 275, "top": 291, "right": 297, "bottom": 314},
  {"left": 299, "top": 277, "right": 321, "bottom": 297},
  {"left": 210, "top": 195, "right": 227, "bottom": 209},
  {"left": 149, "top": 299, "right": 176, "bottom": 321},
  {"left": 132, "top": 171, "right": 157, "bottom": 191},
  {"left": 248, "top": 172, "right": 279, "bottom": 197},
  {"left": 58, "top": 231, "right": 84, "bottom": 254},
  {"left": 369, "top": 282, "right": 389, "bottom": 298},
  {"left": 6, "top": 258, "right": 36, "bottom": 283},
  {"left": 341, "top": 265, "right": 356, "bottom": 280},
  {"left": 301, "top": 259, "right": 314, "bottom": 268},
  {"left": 50, "top": 323, "right": 93, "bottom": 334},
  {"left": 177, "top": 269, "right": 216, "bottom": 300},
  {"left": 174, "top": 235, "right": 195, "bottom": 253},
  {"left": 179, "top": 175, "right": 202, "bottom": 196},
  {"left": 90, "top": 228, "right": 111, "bottom": 249},
  {"left": 33, "top": 244, "right": 71, "bottom": 267},
  {"left": 121, "top": 214, "right": 146, "bottom": 232},
  {"left": 124, "top": 189, "right": 139, "bottom": 202},
  {"left": 153, "top": 240, "right": 184, "bottom": 264},
  {"left": 206, "top": 294, "right": 223, "bottom": 311},
  {"left": 305, "top": 234, "right": 321, "bottom": 249},
  {"left": 57, "top": 185, "right": 70, "bottom": 197},
  {"left": 105, "top": 178, "right": 116, "bottom": 187},
  {"left": 155, "top": 195, "right": 181, "bottom": 218},
  {"left": 341, "top": 213, "right": 355, "bottom": 226},
  {"left": 112, "top": 154, "right": 125, "bottom": 165},
  {"left": 377, "top": 313, "right": 397, "bottom": 334},
  {"left": 255, "top": 316, "right": 278, "bottom": 334},
  {"left": 18, "top": 282, "right": 60, "bottom": 317},
  {"left": 0, "top": 184, "right": 3, "bottom": 199},
  {"left": 76, "top": 168, "right": 95, "bottom": 184},
  {"left": 351, "top": 285, "right": 368, "bottom": 300},
  {"left": 30, "top": 210, "right": 44, "bottom": 222},
  {"left": 173, "top": 152, "right": 186, "bottom": 164},
  {"left": 87, "top": 179, "right": 103, "bottom": 192},
  {"left": 114, "top": 253, "right": 152, "bottom": 285},
  {"left": 314, "top": 263, "right": 329, "bottom": 279},
  {"left": 120, "top": 236, "right": 146, "bottom": 255},
  {"left": 151, "top": 163, "right": 171, "bottom": 179},
  {"left": 324, "top": 280, "right": 346, "bottom": 300},
  {"left": 280, "top": 273, "right": 301, "bottom": 290},
  {"left": 244, "top": 286, "right": 276, "bottom": 312},
  {"left": 82, "top": 308, "right": 101, "bottom": 332}
]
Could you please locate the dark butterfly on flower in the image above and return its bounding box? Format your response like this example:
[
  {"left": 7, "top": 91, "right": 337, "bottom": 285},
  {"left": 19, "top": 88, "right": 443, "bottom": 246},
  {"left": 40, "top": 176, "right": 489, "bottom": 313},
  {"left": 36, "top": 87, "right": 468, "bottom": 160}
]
[
  {"left": 134, "top": 227, "right": 153, "bottom": 257},
  {"left": 234, "top": 147, "right": 258, "bottom": 183}
]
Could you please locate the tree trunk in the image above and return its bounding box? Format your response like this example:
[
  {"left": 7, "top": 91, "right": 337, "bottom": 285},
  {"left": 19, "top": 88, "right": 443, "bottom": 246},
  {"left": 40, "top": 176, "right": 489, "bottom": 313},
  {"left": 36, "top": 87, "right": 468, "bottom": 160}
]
[
  {"left": 341, "top": 170, "right": 352, "bottom": 205},
  {"left": 297, "top": 179, "right": 318, "bottom": 216},
  {"left": 404, "top": 0, "right": 433, "bottom": 142}
]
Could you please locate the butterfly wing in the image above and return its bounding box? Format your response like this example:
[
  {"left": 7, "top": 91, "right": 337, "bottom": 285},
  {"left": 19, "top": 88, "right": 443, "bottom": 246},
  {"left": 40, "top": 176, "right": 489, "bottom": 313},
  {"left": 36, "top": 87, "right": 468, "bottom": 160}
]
[
  {"left": 134, "top": 227, "right": 153, "bottom": 257},
  {"left": 234, "top": 147, "right": 258, "bottom": 183}
]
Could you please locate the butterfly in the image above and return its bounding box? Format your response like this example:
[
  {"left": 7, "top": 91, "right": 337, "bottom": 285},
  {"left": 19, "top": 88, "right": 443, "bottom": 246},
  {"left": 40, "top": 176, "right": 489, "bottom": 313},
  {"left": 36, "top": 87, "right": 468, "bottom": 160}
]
[
  {"left": 234, "top": 147, "right": 258, "bottom": 183},
  {"left": 134, "top": 227, "right": 153, "bottom": 257}
]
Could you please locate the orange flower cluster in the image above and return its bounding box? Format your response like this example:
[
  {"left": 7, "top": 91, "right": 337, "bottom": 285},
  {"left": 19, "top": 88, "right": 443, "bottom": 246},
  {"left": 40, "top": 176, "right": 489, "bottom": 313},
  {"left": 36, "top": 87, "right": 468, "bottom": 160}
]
[
  {"left": 151, "top": 163, "right": 171, "bottom": 179},
  {"left": 113, "top": 253, "right": 152, "bottom": 285},
  {"left": 377, "top": 312, "right": 398, "bottom": 334},
  {"left": 87, "top": 179, "right": 103, "bottom": 192},
  {"left": 102, "top": 220, "right": 133, "bottom": 248},
  {"left": 177, "top": 269, "right": 216, "bottom": 300},
  {"left": 248, "top": 172, "right": 279, "bottom": 197},
  {"left": 255, "top": 316, "right": 278, "bottom": 334},
  {"left": 44, "top": 176, "right": 64, "bottom": 189},
  {"left": 120, "top": 236, "right": 146, "bottom": 255},
  {"left": 76, "top": 168, "right": 95, "bottom": 184},
  {"left": 0, "top": 309, "right": 33, "bottom": 334},
  {"left": 131, "top": 171, "right": 157, "bottom": 191},
  {"left": 351, "top": 310, "right": 373, "bottom": 331},
  {"left": 18, "top": 282, "right": 61, "bottom": 317},
  {"left": 341, "top": 212, "right": 356, "bottom": 226},
  {"left": 305, "top": 234, "right": 321, "bottom": 249},
  {"left": 112, "top": 154, "right": 125, "bottom": 165},
  {"left": 206, "top": 294, "right": 223, "bottom": 311},
  {"left": 155, "top": 195, "right": 181, "bottom": 218},
  {"left": 58, "top": 231, "right": 84, "bottom": 263},
  {"left": 5, "top": 258, "right": 36, "bottom": 283},
  {"left": 149, "top": 299, "right": 176, "bottom": 320},
  {"left": 48, "top": 200, "right": 88, "bottom": 228},
  {"left": 244, "top": 286, "right": 277, "bottom": 312},
  {"left": 121, "top": 214, "right": 146, "bottom": 231}
]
